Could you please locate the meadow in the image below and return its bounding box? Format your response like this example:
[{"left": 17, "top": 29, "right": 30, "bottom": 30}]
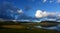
[{"left": 0, "top": 21, "right": 60, "bottom": 33}]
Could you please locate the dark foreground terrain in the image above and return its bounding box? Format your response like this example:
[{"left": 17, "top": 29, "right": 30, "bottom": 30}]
[
  {"left": 0, "top": 28, "right": 60, "bottom": 33},
  {"left": 0, "top": 21, "right": 60, "bottom": 33}
]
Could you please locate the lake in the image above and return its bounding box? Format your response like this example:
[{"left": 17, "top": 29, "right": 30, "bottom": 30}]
[{"left": 34, "top": 24, "right": 60, "bottom": 31}]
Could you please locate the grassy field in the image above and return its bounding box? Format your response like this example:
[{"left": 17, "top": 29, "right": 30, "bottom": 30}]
[
  {"left": 2, "top": 25, "right": 27, "bottom": 29},
  {"left": 0, "top": 21, "right": 60, "bottom": 33},
  {"left": 0, "top": 28, "right": 60, "bottom": 33},
  {"left": 0, "top": 25, "right": 60, "bottom": 33}
]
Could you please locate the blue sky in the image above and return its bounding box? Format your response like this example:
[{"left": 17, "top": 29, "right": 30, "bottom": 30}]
[{"left": 0, "top": 0, "right": 60, "bottom": 22}]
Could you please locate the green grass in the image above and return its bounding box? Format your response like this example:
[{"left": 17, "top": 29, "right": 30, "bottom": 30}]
[
  {"left": 0, "top": 21, "right": 60, "bottom": 33},
  {"left": 2, "top": 25, "right": 27, "bottom": 29},
  {"left": 0, "top": 24, "right": 60, "bottom": 33}
]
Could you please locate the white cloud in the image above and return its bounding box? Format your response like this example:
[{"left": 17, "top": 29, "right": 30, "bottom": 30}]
[
  {"left": 46, "top": 19, "right": 56, "bottom": 21},
  {"left": 17, "top": 9, "right": 23, "bottom": 14},
  {"left": 57, "top": 14, "right": 60, "bottom": 18},
  {"left": 35, "top": 10, "right": 43, "bottom": 18},
  {"left": 47, "top": 12, "right": 56, "bottom": 16},
  {"left": 35, "top": 10, "right": 48, "bottom": 18},
  {"left": 35, "top": 10, "right": 57, "bottom": 18},
  {"left": 43, "top": 0, "right": 47, "bottom": 3},
  {"left": 43, "top": 0, "right": 53, "bottom": 3},
  {"left": 58, "top": 14, "right": 60, "bottom": 17},
  {"left": 42, "top": 11, "right": 48, "bottom": 17},
  {"left": 56, "top": 0, "right": 60, "bottom": 3}
]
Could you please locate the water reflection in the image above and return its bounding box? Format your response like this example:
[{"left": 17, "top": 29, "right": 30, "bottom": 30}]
[{"left": 34, "top": 24, "right": 60, "bottom": 31}]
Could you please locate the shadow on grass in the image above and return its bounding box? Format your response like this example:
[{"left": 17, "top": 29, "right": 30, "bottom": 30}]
[{"left": 0, "top": 27, "right": 60, "bottom": 33}]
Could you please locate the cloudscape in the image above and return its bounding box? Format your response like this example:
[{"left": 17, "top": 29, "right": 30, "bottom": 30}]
[{"left": 0, "top": 0, "right": 60, "bottom": 22}]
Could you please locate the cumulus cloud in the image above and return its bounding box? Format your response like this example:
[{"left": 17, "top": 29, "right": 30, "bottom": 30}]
[
  {"left": 42, "top": 11, "right": 48, "bottom": 17},
  {"left": 35, "top": 10, "right": 43, "bottom": 18},
  {"left": 43, "top": 0, "right": 47, "bottom": 3},
  {"left": 35, "top": 10, "right": 48, "bottom": 18},
  {"left": 35, "top": 10, "right": 57, "bottom": 18}
]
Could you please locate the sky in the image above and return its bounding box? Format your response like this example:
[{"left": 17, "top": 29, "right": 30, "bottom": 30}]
[{"left": 0, "top": 0, "right": 60, "bottom": 22}]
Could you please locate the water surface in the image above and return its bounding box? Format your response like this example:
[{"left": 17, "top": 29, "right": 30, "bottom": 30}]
[{"left": 34, "top": 24, "right": 60, "bottom": 31}]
